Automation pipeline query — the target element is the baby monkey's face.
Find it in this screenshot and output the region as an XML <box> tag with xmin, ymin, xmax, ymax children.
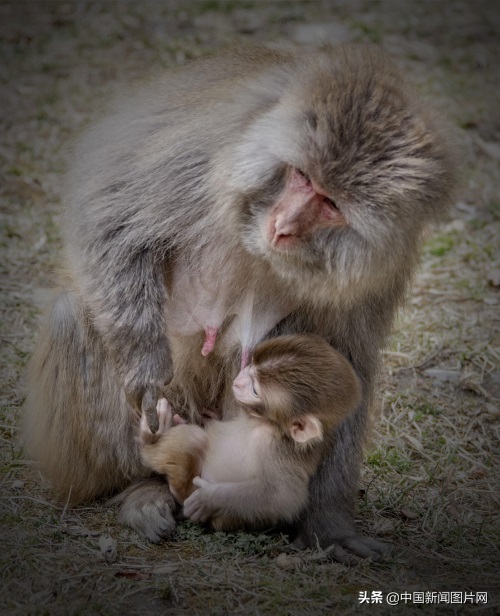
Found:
<box><xmin>232</xmin><ymin>365</ymin><xmax>262</xmax><ymax>410</ymax></box>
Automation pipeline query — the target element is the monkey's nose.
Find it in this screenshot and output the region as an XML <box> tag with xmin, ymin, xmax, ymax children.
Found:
<box><xmin>232</xmin><ymin>376</ymin><xmax>245</xmax><ymax>392</ymax></box>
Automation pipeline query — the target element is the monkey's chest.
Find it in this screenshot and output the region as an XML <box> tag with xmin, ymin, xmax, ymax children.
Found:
<box><xmin>166</xmin><ymin>262</ymin><xmax>294</xmax><ymax>359</ymax></box>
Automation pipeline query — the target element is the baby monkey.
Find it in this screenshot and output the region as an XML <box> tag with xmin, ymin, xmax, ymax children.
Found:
<box><xmin>140</xmin><ymin>334</ymin><xmax>361</xmax><ymax>531</ymax></box>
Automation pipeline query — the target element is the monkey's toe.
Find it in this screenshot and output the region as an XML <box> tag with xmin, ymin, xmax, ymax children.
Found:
<box><xmin>112</xmin><ymin>477</ymin><xmax>177</xmax><ymax>542</ymax></box>
<box><xmin>339</xmin><ymin>535</ymin><xmax>388</xmax><ymax>562</ymax></box>
<box><xmin>294</xmin><ymin>523</ymin><xmax>389</xmax><ymax>564</ymax></box>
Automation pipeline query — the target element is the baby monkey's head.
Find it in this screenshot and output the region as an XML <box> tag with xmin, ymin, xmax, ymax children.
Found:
<box><xmin>232</xmin><ymin>334</ymin><xmax>361</xmax><ymax>445</ymax></box>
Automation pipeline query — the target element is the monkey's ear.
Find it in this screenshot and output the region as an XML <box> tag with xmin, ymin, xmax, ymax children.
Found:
<box><xmin>290</xmin><ymin>415</ymin><xmax>323</xmax><ymax>444</ymax></box>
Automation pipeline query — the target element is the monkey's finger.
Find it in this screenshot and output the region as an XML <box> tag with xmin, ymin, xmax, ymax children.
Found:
<box><xmin>192</xmin><ymin>477</ymin><xmax>210</xmax><ymax>489</ymax></box>
<box><xmin>142</xmin><ymin>388</ymin><xmax>159</xmax><ymax>433</ymax></box>
<box><xmin>190</xmin><ymin>506</ymin><xmax>210</xmax><ymax>524</ymax></box>
<box><xmin>156</xmin><ymin>398</ymin><xmax>174</xmax><ymax>432</ymax></box>
<box><xmin>326</xmin><ymin>544</ymin><xmax>358</xmax><ymax>566</ymax></box>
<box><xmin>292</xmin><ymin>534</ymin><xmax>356</xmax><ymax>565</ymax></box>
<box><xmin>342</xmin><ymin>536</ymin><xmax>388</xmax><ymax>561</ymax></box>
<box><xmin>183</xmin><ymin>496</ymin><xmax>202</xmax><ymax>520</ymax></box>
<box><xmin>173</xmin><ymin>413</ymin><xmax>188</xmax><ymax>425</ymax></box>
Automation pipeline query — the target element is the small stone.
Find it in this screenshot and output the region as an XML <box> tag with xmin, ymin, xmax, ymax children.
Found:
<box><xmin>400</xmin><ymin>507</ymin><xmax>419</xmax><ymax>520</ymax></box>
<box><xmin>275</xmin><ymin>553</ymin><xmax>303</xmax><ymax>570</ymax></box>
<box><xmin>99</xmin><ymin>535</ymin><xmax>118</xmax><ymax>563</ymax></box>
<box><xmin>424</xmin><ymin>369</ymin><xmax>460</xmax><ymax>383</ymax></box>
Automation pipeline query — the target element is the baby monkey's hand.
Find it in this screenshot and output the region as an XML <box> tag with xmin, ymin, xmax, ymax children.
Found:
<box><xmin>183</xmin><ymin>477</ymin><xmax>218</xmax><ymax>523</ymax></box>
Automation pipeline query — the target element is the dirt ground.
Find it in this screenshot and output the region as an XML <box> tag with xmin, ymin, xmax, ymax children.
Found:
<box><xmin>1</xmin><ymin>1</ymin><xmax>499</xmax><ymax>615</ymax></box>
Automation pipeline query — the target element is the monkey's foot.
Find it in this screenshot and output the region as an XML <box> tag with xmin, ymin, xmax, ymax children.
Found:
<box><xmin>112</xmin><ymin>477</ymin><xmax>177</xmax><ymax>543</ymax></box>
<box><xmin>296</xmin><ymin>518</ymin><xmax>388</xmax><ymax>565</ymax></box>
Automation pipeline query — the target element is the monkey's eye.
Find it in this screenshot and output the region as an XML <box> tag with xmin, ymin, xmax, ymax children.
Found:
<box><xmin>251</xmin><ymin>381</ymin><xmax>258</xmax><ymax>396</ymax></box>
<box><xmin>324</xmin><ymin>196</ymin><xmax>339</xmax><ymax>211</ymax></box>
<box><xmin>297</xmin><ymin>168</ymin><xmax>311</xmax><ymax>183</ymax></box>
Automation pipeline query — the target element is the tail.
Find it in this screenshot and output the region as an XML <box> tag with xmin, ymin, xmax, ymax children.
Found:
<box><xmin>23</xmin><ymin>284</ymin><xmax>141</xmax><ymax>504</ymax></box>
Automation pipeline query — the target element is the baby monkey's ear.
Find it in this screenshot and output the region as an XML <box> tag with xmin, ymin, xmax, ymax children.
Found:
<box><xmin>290</xmin><ymin>415</ymin><xmax>323</xmax><ymax>444</ymax></box>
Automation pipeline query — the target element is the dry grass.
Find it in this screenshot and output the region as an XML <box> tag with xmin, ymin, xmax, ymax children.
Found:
<box><xmin>1</xmin><ymin>2</ymin><xmax>499</xmax><ymax>614</ymax></box>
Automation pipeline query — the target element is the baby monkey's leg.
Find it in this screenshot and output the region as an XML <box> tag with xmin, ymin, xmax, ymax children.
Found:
<box><xmin>140</xmin><ymin>402</ymin><xmax>208</xmax><ymax>505</ymax></box>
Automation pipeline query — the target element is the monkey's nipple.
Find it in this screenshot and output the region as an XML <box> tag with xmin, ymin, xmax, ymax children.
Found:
<box><xmin>201</xmin><ymin>326</ymin><xmax>218</xmax><ymax>356</ymax></box>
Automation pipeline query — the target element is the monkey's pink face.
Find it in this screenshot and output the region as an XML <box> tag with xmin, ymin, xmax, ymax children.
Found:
<box><xmin>232</xmin><ymin>365</ymin><xmax>261</xmax><ymax>408</ymax></box>
<box><xmin>267</xmin><ymin>168</ymin><xmax>346</xmax><ymax>250</ymax></box>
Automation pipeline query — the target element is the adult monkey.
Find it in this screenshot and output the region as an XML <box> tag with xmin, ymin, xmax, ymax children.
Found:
<box><xmin>24</xmin><ymin>44</ymin><xmax>455</xmax><ymax>563</ymax></box>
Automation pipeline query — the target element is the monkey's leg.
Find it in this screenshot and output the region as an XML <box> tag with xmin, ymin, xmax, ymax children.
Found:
<box><xmin>110</xmin><ymin>477</ymin><xmax>178</xmax><ymax>543</ymax></box>
<box><xmin>140</xmin><ymin>424</ymin><xmax>208</xmax><ymax>503</ymax></box>
<box><xmin>297</xmin><ymin>403</ymin><xmax>387</xmax><ymax>564</ymax></box>
<box><xmin>24</xmin><ymin>287</ymin><xmax>179</xmax><ymax>541</ymax></box>
<box><xmin>24</xmin><ymin>288</ymin><xmax>144</xmax><ymax>503</ymax></box>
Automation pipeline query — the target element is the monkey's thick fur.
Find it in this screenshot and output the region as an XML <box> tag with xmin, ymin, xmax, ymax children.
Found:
<box><xmin>24</xmin><ymin>44</ymin><xmax>455</xmax><ymax>559</ymax></box>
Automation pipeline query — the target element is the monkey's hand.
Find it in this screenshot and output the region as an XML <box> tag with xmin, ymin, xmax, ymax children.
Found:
<box><xmin>126</xmin><ymin>372</ymin><xmax>173</xmax><ymax>434</ymax></box>
<box><xmin>139</xmin><ymin>399</ymin><xmax>175</xmax><ymax>445</ymax></box>
<box><xmin>183</xmin><ymin>477</ymin><xmax>219</xmax><ymax>523</ymax></box>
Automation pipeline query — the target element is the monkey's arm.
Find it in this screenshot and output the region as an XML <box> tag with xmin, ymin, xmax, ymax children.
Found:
<box><xmin>184</xmin><ymin>475</ymin><xmax>307</xmax><ymax>529</ymax></box>
<box><xmin>297</xmin><ymin>304</ymin><xmax>390</xmax><ymax>563</ymax></box>
<box><xmin>67</xmin><ymin>111</ymin><xmax>212</xmax><ymax>430</ymax></box>
<box><xmin>76</xmin><ymin>235</ymin><xmax>172</xmax><ymax>430</ymax></box>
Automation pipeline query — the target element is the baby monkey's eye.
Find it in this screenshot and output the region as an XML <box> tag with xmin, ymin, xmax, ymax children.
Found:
<box><xmin>251</xmin><ymin>383</ymin><xmax>257</xmax><ymax>396</ymax></box>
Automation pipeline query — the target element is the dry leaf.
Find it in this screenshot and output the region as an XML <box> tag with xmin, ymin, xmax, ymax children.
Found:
<box><xmin>405</xmin><ymin>434</ymin><xmax>423</xmax><ymax>452</ymax></box>
<box><xmin>469</xmin><ymin>469</ymin><xmax>488</xmax><ymax>480</ymax></box>
<box><xmin>153</xmin><ymin>564</ymin><xmax>178</xmax><ymax>575</ymax></box>
<box><xmin>459</xmin><ymin>372</ymin><xmax>488</xmax><ymax>397</ymax></box>
<box><xmin>400</xmin><ymin>507</ymin><xmax>419</xmax><ymax>520</ymax></box>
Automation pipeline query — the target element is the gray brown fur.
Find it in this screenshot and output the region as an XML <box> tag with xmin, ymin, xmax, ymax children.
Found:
<box><xmin>24</xmin><ymin>44</ymin><xmax>455</xmax><ymax>557</ymax></box>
